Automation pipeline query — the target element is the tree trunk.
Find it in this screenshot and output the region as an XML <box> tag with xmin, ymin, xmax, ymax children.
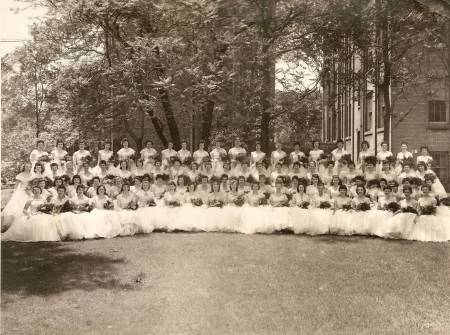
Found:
<box><xmin>380</xmin><ymin>0</ymin><xmax>392</xmax><ymax>149</ymax></box>
<box><xmin>200</xmin><ymin>99</ymin><xmax>215</xmax><ymax>147</ymax></box>
<box><xmin>146</xmin><ymin>109</ymin><xmax>169</xmax><ymax>147</ymax></box>
<box><xmin>34</xmin><ymin>68</ymin><xmax>40</xmax><ymax>138</ymax></box>
<box><xmin>158</xmin><ymin>87</ymin><xmax>181</xmax><ymax>149</ymax></box>
<box><xmin>259</xmin><ymin>0</ymin><xmax>276</xmax><ymax>153</ymax></box>
<box><xmin>153</xmin><ymin>46</ymin><xmax>181</xmax><ymax>149</ymax></box>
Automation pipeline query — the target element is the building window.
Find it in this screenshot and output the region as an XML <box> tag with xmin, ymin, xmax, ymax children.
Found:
<box><xmin>327</xmin><ymin>115</ymin><xmax>332</xmax><ymax>141</ymax></box>
<box><xmin>430</xmin><ymin>151</ymin><xmax>449</xmax><ymax>189</ymax></box>
<box><xmin>364</xmin><ymin>92</ymin><xmax>373</xmax><ymax>132</ymax></box>
<box><xmin>428</xmin><ymin>100</ymin><xmax>447</xmax><ymax>122</ymax></box>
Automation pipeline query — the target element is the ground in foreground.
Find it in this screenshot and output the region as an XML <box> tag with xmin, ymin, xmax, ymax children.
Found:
<box><xmin>2</xmin><ymin>233</ymin><xmax>450</xmax><ymax>335</ymax></box>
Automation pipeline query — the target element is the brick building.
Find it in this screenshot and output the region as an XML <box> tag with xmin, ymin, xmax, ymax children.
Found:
<box><xmin>321</xmin><ymin>9</ymin><xmax>450</xmax><ymax>190</ymax></box>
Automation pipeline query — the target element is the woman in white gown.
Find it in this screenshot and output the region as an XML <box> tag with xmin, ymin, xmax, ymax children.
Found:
<box><xmin>384</xmin><ymin>186</ymin><xmax>417</xmax><ymax>239</ymax></box>
<box><xmin>117</xmin><ymin>138</ymin><xmax>136</xmax><ymax>161</ymax></box>
<box><xmin>57</xmin><ymin>185</ymin><xmax>92</xmax><ymax>240</ymax></box>
<box><xmin>177</xmin><ymin>140</ymin><xmax>192</xmax><ymax>164</ymax></box>
<box><xmin>1</xmin><ymin>162</ymin><xmax>35</xmax><ymax>229</ymax></box>
<box><xmin>228</xmin><ymin>138</ymin><xmax>247</xmax><ymax>168</ymax></box>
<box><xmin>270</xmin><ymin>142</ymin><xmax>287</xmax><ymax>166</ymax></box>
<box><xmin>308</xmin><ymin>140</ymin><xmax>324</xmax><ymax>163</ymax></box>
<box><xmin>357</xmin><ymin>141</ymin><xmax>373</xmax><ymax>169</ymax></box>
<box><xmin>192</xmin><ymin>140</ymin><xmax>210</xmax><ymax>166</ymax></box>
<box><xmin>408</xmin><ymin>184</ymin><xmax>448</xmax><ymax>242</ymax></box>
<box><xmin>116</xmin><ymin>160</ymin><xmax>132</xmax><ymax>180</ymax></box>
<box><xmin>150</xmin><ymin>174</ymin><xmax>167</xmax><ymax>200</ymax></box>
<box><xmin>116</xmin><ymin>182</ymin><xmax>140</xmax><ymax>235</ymax></box>
<box><xmin>131</xmin><ymin>159</ymin><xmax>148</xmax><ymax>178</ymax></box>
<box><xmin>97</xmin><ymin>141</ymin><xmax>114</xmax><ymax>165</ymax></box>
<box><xmin>30</xmin><ymin>140</ymin><xmax>49</xmax><ymax>172</ymax></box>
<box><xmin>210</xmin><ymin>140</ymin><xmax>227</xmax><ymax>171</ymax></box>
<box><xmin>3</xmin><ymin>185</ymin><xmax>60</xmax><ymax>242</ymax></box>
<box><xmin>240</xmin><ymin>182</ymin><xmax>271</xmax><ymax>234</ymax></box>
<box><xmin>50</xmin><ymin>140</ymin><xmax>68</xmax><ymax>170</ymax></box>
<box><xmin>140</xmin><ymin>140</ymin><xmax>158</xmax><ymax>165</ymax></box>
<box><xmin>250</xmin><ymin>141</ymin><xmax>266</xmax><ymax>167</ymax></box>
<box><xmin>329</xmin><ymin>185</ymin><xmax>354</xmax><ymax>235</ymax></box>
<box><xmin>187</xmin><ymin>161</ymin><xmax>200</xmax><ymax>184</ymax></box>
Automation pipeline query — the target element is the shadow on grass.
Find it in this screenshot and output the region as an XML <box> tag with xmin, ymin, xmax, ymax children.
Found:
<box><xmin>1</xmin><ymin>241</ymin><xmax>133</xmax><ymax>298</ymax></box>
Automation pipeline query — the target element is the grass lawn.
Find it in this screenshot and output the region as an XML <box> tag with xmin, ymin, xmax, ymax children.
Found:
<box><xmin>1</xmin><ymin>233</ymin><xmax>450</xmax><ymax>335</ymax></box>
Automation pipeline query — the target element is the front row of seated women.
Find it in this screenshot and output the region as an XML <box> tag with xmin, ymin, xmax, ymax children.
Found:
<box><xmin>2</xmin><ymin>170</ymin><xmax>449</xmax><ymax>243</ymax></box>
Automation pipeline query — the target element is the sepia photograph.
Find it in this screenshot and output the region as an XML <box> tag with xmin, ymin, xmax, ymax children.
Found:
<box><xmin>1</xmin><ymin>0</ymin><xmax>450</xmax><ymax>334</ymax></box>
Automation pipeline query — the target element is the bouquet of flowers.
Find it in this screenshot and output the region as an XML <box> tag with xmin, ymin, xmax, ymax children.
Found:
<box><xmin>167</xmin><ymin>201</ymin><xmax>181</xmax><ymax>207</ymax></box>
<box><xmin>56</xmin><ymin>200</ymin><xmax>72</xmax><ymax>213</ymax></box>
<box><xmin>126</xmin><ymin>201</ymin><xmax>138</xmax><ymax>210</ymax></box>
<box><xmin>82</xmin><ymin>155</ymin><xmax>93</xmax><ymax>164</ymax></box>
<box><xmin>208</xmin><ymin>199</ymin><xmax>224</xmax><ymax>208</ymax></box>
<box><xmin>356</xmin><ymin>202</ymin><xmax>371</xmax><ymax>212</ymax></box>
<box><xmin>420</xmin><ymin>205</ymin><xmax>436</xmax><ymax>216</ymax></box>
<box><xmin>75</xmin><ymin>203</ymin><xmax>94</xmax><ymax>213</ymax></box>
<box><xmin>277</xmin><ymin>200</ymin><xmax>290</xmax><ymax>207</ymax></box>
<box><xmin>103</xmin><ymin>200</ymin><xmax>115</xmax><ymax>210</ymax></box>
<box><xmin>191</xmin><ymin>198</ymin><xmax>203</xmax><ymax>207</ymax></box>
<box><xmin>259</xmin><ymin>197</ymin><xmax>268</xmax><ymax>206</ymax></box>
<box><xmin>147</xmin><ymin>199</ymin><xmax>157</xmax><ymax>207</ymax></box>
<box><xmin>319</xmin><ymin>201</ymin><xmax>332</xmax><ymax>209</ymax></box>
<box><xmin>38</xmin><ymin>154</ymin><xmax>51</xmax><ymax>163</ymax></box>
<box><xmin>386</xmin><ymin>202</ymin><xmax>401</xmax><ymax>213</ymax></box>
<box><xmin>402</xmin><ymin>206</ymin><xmax>418</xmax><ymax>214</ymax></box>
<box><xmin>342</xmin><ymin>204</ymin><xmax>352</xmax><ymax>211</ymax></box>
<box><xmin>300</xmin><ymin>201</ymin><xmax>310</xmax><ymax>209</ymax></box>
<box><xmin>38</xmin><ymin>203</ymin><xmax>54</xmax><ymax>214</ymax></box>
<box><xmin>233</xmin><ymin>196</ymin><xmax>245</xmax><ymax>207</ymax></box>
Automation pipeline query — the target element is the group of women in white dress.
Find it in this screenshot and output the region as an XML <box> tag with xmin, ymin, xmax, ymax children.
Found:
<box><xmin>1</xmin><ymin>137</ymin><xmax>449</xmax><ymax>243</ymax></box>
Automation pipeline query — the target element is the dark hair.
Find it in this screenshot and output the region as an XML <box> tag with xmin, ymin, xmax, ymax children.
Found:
<box><xmin>356</xmin><ymin>185</ymin><xmax>366</xmax><ymax>194</ymax></box>
<box><xmin>420</xmin><ymin>184</ymin><xmax>430</xmax><ymax>191</ymax></box>
<box><xmin>145</xmin><ymin>140</ymin><xmax>153</xmax><ymax>145</ymax></box>
<box><xmin>56</xmin><ymin>185</ymin><xmax>66</xmax><ymax>192</ymax></box>
<box><xmin>336</xmin><ymin>139</ymin><xmax>343</xmax><ymax>144</ymax></box>
<box><xmin>121</xmin><ymin>181</ymin><xmax>131</xmax><ymax>192</ymax></box>
<box><xmin>168</xmin><ymin>181</ymin><xmax>177</xmax><ymax>189</ymax></box>
<box><xmin>401</xmin><ymin>141</ymin><xmax>408</xmax><ymax>146</ymax></box>
<box><xmin>383</xmin><ymin>186</ymin><xmax>392</xmax><ymax>192</ymax></box>
<box><xmin>76</xmin><ymin>184</ymin><xmax>85</xmax><ymax>192</ymax></box>
<box><xmin>37</xmin><ymin>140</ymin><xmax>44</xmax><ymax>145</ymax></box>
<box><xmin>294</xmin><ymin>141</ymin><xmax>301</xmax><ymax>147</ymax></box>
<box><xmin>50</xmin><ymin>162</ymin><xmax>58</xmax><ymax>168</ymax></box>
<box><xmin>32</xmin><ymin>185</ymin><xmax>42</xmax><ymax>193</ymax></box>
<box><xmin>56</xmin><ymin>140</ymin><xmax>64</xmax><ymax>147</ymax></box>
<box><xmin>99</xmin><ymin>160</ymin><xmax>107</xmax><ymax>166</ymax></box>
<box><xmin>72</xmin><ymin>175</ymin><xmax>81</xmax><ymax>184</ymax></box>
<box><xmin>121</xmin><ymin>138</ymin><xmax>129</xmax><ymax>145</ymax></box>
<box><xmin>210</xmin><ymin>179</ymin><xmax>221</xmax><ymax>192</ymax></box>
<box><xmin>96</xmin><ymin>184</ymin><xmax>106</xmax><ymax>194</ymax></box>
<box><xmin>199</xmin><ymin>140</ymin><xmax>205</xmax><ymax>144</ymax></box>
<box><xmin>361</xmin><ymin>140</ymin><xmax>370</xmax><ymax>148</ymax></box>
<box><xmin>338</xmin><ymin>185</ymin><xmax>347</xmax><ymax>192</ymax></box>
<box><xmin>33</xmin><ymin>162</ymin><xmax>44</xmax><ymax>173</ymax></box>
<box><xmin>293</xmin><ymin>161</ymin><xmax>301</xmax><ymax>167</ymax></box>
<box><xmin>403</xmin><ymin>185</ymin><xmax>412</xmax><ymax>193</ymax></box>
